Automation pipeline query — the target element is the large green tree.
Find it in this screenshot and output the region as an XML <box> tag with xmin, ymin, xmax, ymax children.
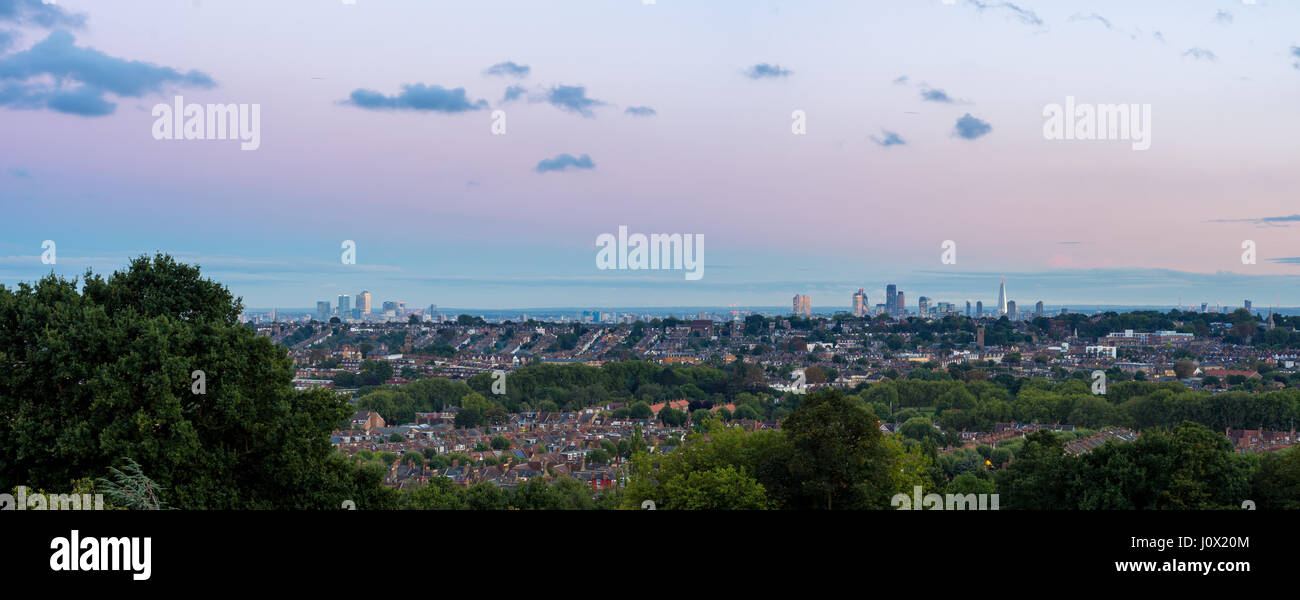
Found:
<box><xmin>781</xmin><ymin>388</ymin><xmax>893</xmax><ymax>509</ymax></box>
<box><xmin>0</xmin><ymin>254</ymin><xmax>383</xmax><ymax>509</ymax></box>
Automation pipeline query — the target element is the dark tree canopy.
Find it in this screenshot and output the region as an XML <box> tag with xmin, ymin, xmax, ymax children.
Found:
<box><xmin>0</xmin><ymin>254</ymin><xmax>379</xmax><ymax>509</ymax></box>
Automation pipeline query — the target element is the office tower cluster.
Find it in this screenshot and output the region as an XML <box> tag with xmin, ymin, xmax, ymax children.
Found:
<box><xmin>793</xmin><ymin>294</ymin><xmax>812</xmax><ymax>317</ymax></box>
<box><xmin>843</xmin><ymin>276</ymin><xmax>1045</xmax><ymax>322</ymax></box>
<box><xmin>852</xmin><ymin>289</ymin><xmax>868</xmax><ymax>317</ymax></box>
<box><xmin>316</xmin><ymin>291</ymin><xmax>432</xmax><ymax>323</ymax></box>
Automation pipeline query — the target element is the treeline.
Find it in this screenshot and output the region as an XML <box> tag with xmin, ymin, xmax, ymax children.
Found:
<box><xmin>851</xmin><ymin>377</ymin><xmax>1300</xmax><ymax>434</ymax></box>
<box><xmin>353</xmin><ymin>357</ymin><xmax>1300</xmax><ymax>434</ymax></box>
<box><xmin>353</xmin><ymin>360</ymin><xmax>789</xmax><ymax>427</ymax></box>
<box><xmin>620</xmin><ymin>388</ymin><xmax>1300</xmax><ymax>510</ymax></box>
<box><xmin>997</xmin><ymin>424</ymin><xmax>1299</xmax><ymax>509</ymax></box>
<box><xmin>359</xmin><ymin>473</ymin><xmax>624</xmax><ymax>510</ymax></box>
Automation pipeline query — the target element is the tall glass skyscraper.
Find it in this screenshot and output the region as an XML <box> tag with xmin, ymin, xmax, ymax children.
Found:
<box><xmin>997</xmin><ymin>277</ymin><xmax>1008</xmax><ymax>316</ymax></box>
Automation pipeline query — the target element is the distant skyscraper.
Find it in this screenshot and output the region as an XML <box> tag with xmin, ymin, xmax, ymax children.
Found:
<box><xmin>966</xmin><ymin>300</ymin><xmax>971</xmax><ymax>317</ymax></box>
<box><xmin>852</xmin><ymin>289</ymin><xmax>868</xmax><ymax>317</ymax></box>
<box><xmin>358</xmin><ymin>290</ymin><xmax>372</xmax><ymax>314</ymax></box>
<box><xmin>918</xmin><ymin>296</ymin><xmax>930</xmax><ymax>317</ymax></box>
<box><xmin>1245</xmin><ymin>299</ymin><xmax>1252</xmax><ymax>312</ymax></box>
<box><xmin>337</xmin><ymin>294</ymin><xmax>350</xmax><ymax>317</ymax></box>
<box><xmin>1007</xmin><ymin>300</ymin><xmax>1017</xmax><ymax>320</ymax></box>
<box><xmin>1035</xmin><ymin>300</ymin><xmax>1044</xmax><ymax>317</ymax></box>
<box><xmin>895</xmin><ymin>291</ymin><xmax>905</xmax><ymax>315</ymax></box>
<box><xmin>793</xmin><ymin>294</ymin><xmax>812</xmax><ymax>317</ymax></box>
<box><xmin>382</xmin><ymin>300</ymin><xmax>398</xmax><ymax>314</ymax></box>
<box><xmin>886</xmin><ymin>284</ymin><xmax>898</xmax><ymax>314</ymax></box>
<box><xmin>1201</xmin><ymin>302</ymin><xmax>1208</xmax><ymax>313</ymax></box>
<box><xmin>316</xmin><ymin>301</ymin><xmax>330</xmax><ymax>321</ymax></box>
<box><xmin>997</xmin><ymin>276</ymin><xmax>1008</xmax><ymax>316</ymax></box>
<box><xmin>976</xmin><ymin>301</ymin><xmax>983</xmax><ymax>318</ymax></box>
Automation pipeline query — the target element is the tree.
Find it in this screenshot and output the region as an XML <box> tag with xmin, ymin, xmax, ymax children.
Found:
<box><xmin>900</xmin><ymin>417</ymin><xmax>940</xmax><ymax>443</ymax></box>
<box><xmin>659</xmin><ymin>407</ymin><xmax>688</xmax><ymax>427</ymax></box>
<box><xmin>456</xmin><ymin>392</ymin><xmax>493</xmax><ymax>428</ymax></box>
<box><xmin>0</xmin><ymin>254</ymin><xmax>383</xmax><ymax>509</ymax></box>
<box><xmin>400</xmin><ymin>478</ymin><xmax>466</xmax><ymax>509</ymax></box>
<box><xmin>658</xmin><ymin>465</ymin><xmax>771</xmax><ymax>509</ymax></box>
<box><xmin>781</xmin><ymin>388</ymin><xmax>893</xmax><ymax>509</ymax></box>
<box><xmin>1173</xmin><ymin>361</ymin><xmax>1196</xmax><ymax>379</ymax></box>
<box><xmin>995</xmin><ymin>430</ymin><xmax>1069</xmax><ymax>509</ymax></box>
<box><xmin>1253</xmin><ymin>447</ymin><xmax>1300</xmax><ymax>510</ymax></box>
<box><xmin>628</xmin><ymin>402</ymin><xmax>653</xmax><ymax>419</ymax></box>
<box><xmin>96</xmin><ymin>458</ymin><xmax>167</xmax><ymax>510</ymax></box>
<box><xmin>490</xmin><ymin>436</ymin><xmax>512</xmax><ymax>450</ymax></box>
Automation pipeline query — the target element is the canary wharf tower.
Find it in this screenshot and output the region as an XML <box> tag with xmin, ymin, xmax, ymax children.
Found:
<box><xmin>997</xmin><ymin>276</ymin><xmax>1008</xmax><ymax>316</ymax></box>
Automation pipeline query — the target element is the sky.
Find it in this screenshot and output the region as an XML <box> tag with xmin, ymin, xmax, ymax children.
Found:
<box><xmin>1</xmin><ymin>0</ymin><xmax>1299</xmax><ymax>310</ymax></box>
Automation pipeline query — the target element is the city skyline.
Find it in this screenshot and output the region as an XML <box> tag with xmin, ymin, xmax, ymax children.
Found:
<box><xmin>276</xmin><ymin>274</ymin><xmax>1283</xmax><ymax>321</ymax></box>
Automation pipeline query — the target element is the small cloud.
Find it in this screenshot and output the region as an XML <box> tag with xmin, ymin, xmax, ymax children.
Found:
<box><xmin>869</xmin><ymin>129</ymin><xmax>906</xmax><ymax>147</ymax></box>
<box><xmin>1210</xmin><ymin>214</ymin><xmax>1300</xmax><ymax>226</ymax></box>
<box><xmin>466</xmin><ymin>180</ymin><xmax>479</xmax><ymax>188</ymax></box>
<box><xmin>1213</xmin><ymin>10</ymin><xmax>1233</xmax><ymax>25</ymax></box>
<box><xmin>1153</xmin><ymin>31</ymin><xmax>1165</xmax><ymax>43</ymax></box>
<box><xmin>535</xmin><ymin>153</ymin><xmax>594</xmax><ymax>173</ymax></box>
<box><xmin>344</xmin><ymin>83</ymin><xmax>489</xmax><ymax>113</ymax></box>
<box><xmin>1269</xmin><ymin>257</ymin><xmax>1300</xmax><ymax>265</ymax></box>
<box><xmin>624</xmin><ymin>106</ymin><xmax>656</xmax><ymax>117</ymax></box>
<box><xmin>893</xmin><ymin>75</ymin><xmax>909</xmax><ymax>85</ymax></box>
<box><xmin>920</xmin><ymin>87</ymin><xmax>955</xmax><ymax>103</ymax></box>
<box><xmin>1058</xmin><ymin>241</ymin><xmax>1082</xmax><ymax>245</ymax></box>
<box><xmin>744</xmin><ymin>63</ymin><xmax>792</xmax><ymax>79</ymax></box>
<box><xmin>967</xmin><ymin>1</ymin><xmax>1044</xmax><ymax>27</ymax></box>
<box><xmin>954</xmin><ymin>113</ymin><xmax>991</xmax><ymax>139</ymax></box>
<box><xmin>9</xmin><ymin>167</ymin><xmax>31</xmax><ymax>178</ymax></box>
<box><xmin>1291</xmin><ymin>46</ymin><xmax>1300</xmax><ymax>70</ymax></box>
<box><xmin>1183</xmin><ymin>47</ymin><xmax>1217</xmax><ymax>61</ymax></box>
<box><xmin>502</xmin><ymin>85</ymin><xmax>526</xmax><ymax>102</ymax></box>
<box><xmin>1068</xmin><ymin>13</ymin><xmax>1112</xmax><ymax>29</ymax></box>
<box><xmin>545</xmin><ymin>85</ymin><xmax>605</xmax><ymax>117</ymax></box>
<box><xmin>484</xmin><ymin>61</ymin><xmax>530</xmax><ymax>78</ymax></box>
